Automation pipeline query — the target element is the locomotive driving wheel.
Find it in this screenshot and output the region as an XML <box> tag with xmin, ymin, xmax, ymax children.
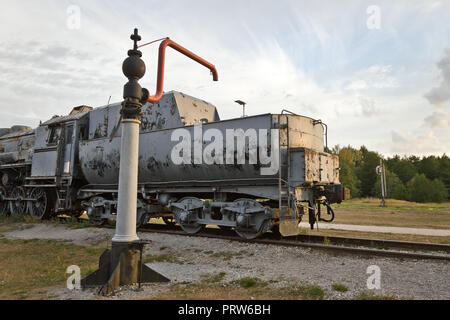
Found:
<box><xmin>174</xmin><ymin>197</ymin><xmax>204</xmax><ymax>234</ymax></box>
<box><xmin>9</xmin><ymin>186</ymin><xmax>27</xmax><ymax>217</ymax></box>
<box><xmin>27</xmin><ymin>188</ymin><xmax>52</xmax><ymax>220</ymax></box>
<box><xmin>0</xmin><ymin>186</ymin><xmax>8</xmax><ymax>217</ymax></box>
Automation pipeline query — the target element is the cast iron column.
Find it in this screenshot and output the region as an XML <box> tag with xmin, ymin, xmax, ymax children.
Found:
<box><xmin>112</xmin><ymin>29</ymin><xmax>145</xmax><ymax>243</ymax></box>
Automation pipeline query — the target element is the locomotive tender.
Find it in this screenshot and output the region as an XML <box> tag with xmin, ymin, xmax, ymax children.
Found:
<box><xmin>0</xmin><ymin>91</ymin><xmax>344</xmax><ymax>239</ymax></box>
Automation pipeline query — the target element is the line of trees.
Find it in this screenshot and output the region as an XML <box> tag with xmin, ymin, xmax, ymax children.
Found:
<box><xmin>330</xmin><ymin>146</ymin><xmax>449</xmax><ymax>203</ymax></box>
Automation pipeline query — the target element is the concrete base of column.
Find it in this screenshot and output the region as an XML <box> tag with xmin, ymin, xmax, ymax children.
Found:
<box><xmin>81</xmin><ymin>241</ymin><xmax>170</xmax><ymax>295</ymax></box>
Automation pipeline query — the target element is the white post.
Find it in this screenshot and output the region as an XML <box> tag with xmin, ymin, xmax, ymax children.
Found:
<box><xmin>112</xmin><ymin>118</ymin><xmax>140</xmax><ymax>243</ymax></box>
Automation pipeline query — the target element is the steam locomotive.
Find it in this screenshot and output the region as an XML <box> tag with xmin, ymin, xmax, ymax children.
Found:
<box><xmin>0</xmin><ymin>91</ymin><xmax>344</xmax><ymax>239</ymax></box>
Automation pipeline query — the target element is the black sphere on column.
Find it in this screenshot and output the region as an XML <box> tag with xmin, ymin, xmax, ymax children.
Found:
<box><xmin>122</xmin><ymin>28</ymin><xmax>147</xmax><ymax>119</ymax></box>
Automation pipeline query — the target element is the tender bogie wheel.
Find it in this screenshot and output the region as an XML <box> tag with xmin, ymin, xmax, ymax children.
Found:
<box><xmin>0</xmin><ymin>186</ymin><xmax>9</xmax><ymax>217</ymax></box>
<box><xmin>233</xmin><ymin>198</ymin><xmax>266</xmax><ymax>240</ymax></box>
<box><xmin>90</xmin><ymin>217</ymin><xmax>108</xmax><ymax>227</ymax></box>
<box><xmin>86</xmin><ymin>196</ymin><xmax>108</xmax><ymax>226</ymax></box>
<box><xmin>9</xmin><ymin>186</ymin><xmax>27</xmax><ymax>217</ymax></box>
<box><xmin>27</xmin><ymin>188</ymin><xmax>53</xmax><ymax>220</ymax></box>
<box><xmin>175</xmin><ymin>197</ymin><xmax>204</xmax><ymax>234</ymax></box>
<box><xmin>136</xmin><ymin>213</ymin><xmax>149</xmax><ymax>228</ymax></box>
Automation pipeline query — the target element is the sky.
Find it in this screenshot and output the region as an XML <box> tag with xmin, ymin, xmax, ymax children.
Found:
<box><xmin>0</xmin><ymin>0</ymin><xmax>449</xmax><ymax>157</ymax></box>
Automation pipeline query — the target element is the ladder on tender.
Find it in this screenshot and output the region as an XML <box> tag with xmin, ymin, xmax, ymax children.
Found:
<box><xmin>278</xmin><ymin>115</ymin><xmax>292</xmax><ymax>219</ymax></box>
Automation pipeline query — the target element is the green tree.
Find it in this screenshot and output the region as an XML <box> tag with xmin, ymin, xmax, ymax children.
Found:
<box><xmin>339</xmin><ymin>146</ymin><xmax>362</xmax><ymax>167</ymax></box>
<box><xmin>418</xmin><ymin>156</ymin><xmax>441</xmax><ymax>180</ymax></box>
<box><xmin>386</xmin><ymin>156</ymin><xmax>418</xmax><ymax>185</ymax></box>
<box><xmin>407</xmin><ymin>174</ymin><xmax>447</xmax><ymax>203</ymax></box>
<box><xmin>430</xmin><ymin>179</ymin><xmax>448</xmax><ymax>203</ymax></box>
<box><xmin>339</xmin><ymin>159</ymin><xmax>361</xmax><ymax>198</ymax></box>
<box><xmin>407</xmin><ymin>174</ymin><xmax>433</xmax><ymax>202</ymax></box>
<box><xmin>438</xmin><ymin>154</ymin><xmax>450</xmax><ymax>200</ymax></box>
<box><xmin>356</xmin><ymin>148</ymin><xmax>380</xmax><ymax>197</ymax></box>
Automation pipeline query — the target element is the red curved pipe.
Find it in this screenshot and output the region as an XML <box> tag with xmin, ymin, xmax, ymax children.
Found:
<box><xmin>145</xmin><ymin>38</ymin><xmax>218</xmax><ymax>103</ymax></box>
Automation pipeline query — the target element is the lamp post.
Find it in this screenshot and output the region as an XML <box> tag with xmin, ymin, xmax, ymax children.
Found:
<box><xmin>376</xmin><ymin>159</ymin><xmax>387</xmax><ymax>207</ymax></box>
<box><xmin>235</xmin><ymin>100</ymin><xmax>247</xmax><ymax>117</ymax></box>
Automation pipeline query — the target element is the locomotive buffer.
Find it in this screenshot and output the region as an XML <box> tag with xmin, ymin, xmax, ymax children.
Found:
<box><xmin>81</xmin><ymin>29</ymin><xmax>170</xmax><ymax>294</ymax></box>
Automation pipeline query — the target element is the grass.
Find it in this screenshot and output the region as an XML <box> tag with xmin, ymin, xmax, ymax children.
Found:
<box><xmin>232</xmin><ymin>277</ymin><xmax>269</xmax><ymax>288</ymax></box>
<box><xmin>303</xmin><ymin>198</ymin><xmax>450</xmax><ymax>244</ymax></box>
<box><xmin>289</xmin><ymin>284</ymin><xmax>326</xmax><ymax>300</ymax></box>
<box><xmin>328</xmin><ymin>198</ymin><xmax>450</xmax><ymax>230</ymax></box>
<box><xmin>0</xmin><ymin>214</ymin><xmax>38</xmax><ymax>225</ymax></box>
<box><xmin>332</xmin><ymin>283</ymin><xmax>349</xmax><ymax>293</ymax></box>
<box><xmin>200</xmin><ymin>272</ymin><xmax>227</xmax><ymax>283</ymax></box>
<box><xmin>355</xmin><ymin>291</ymin><xmax>397</xmax><ymax>300</ymax></box>
<box><xmin>0</xmin><ymin>213</ymin><xmax>92</xmax><ymax>231</ymax></box>
<box><xmin>0</xmin><ymin>237</ymin><xmax>107</xmax><ymax>299</ymax></box>
<box><xmin>143</xmin><ymin>252</ymin><xmax>183</xmax><ymax>264</ymax></box>
<box><xmin>152</xmin><ymin>279</ymin><xmax>327</xmax><ymax>300</ymax></box>
<box><xmin>56</xmin><ymin>217</ymin><xmax>92</xmax><ymax>229</ymax></box>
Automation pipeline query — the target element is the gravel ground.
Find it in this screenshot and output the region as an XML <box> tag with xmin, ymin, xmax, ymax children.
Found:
<box><xmin>3</xmin><ymin>224</ymin><xmax>449</xmax><ymax>300</ymax></box>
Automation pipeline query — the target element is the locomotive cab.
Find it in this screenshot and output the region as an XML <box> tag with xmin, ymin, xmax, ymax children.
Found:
<box><xmin>25</xmin><ymin>106</ymin><xmax>92</xmax><ymax>217</ymax></box>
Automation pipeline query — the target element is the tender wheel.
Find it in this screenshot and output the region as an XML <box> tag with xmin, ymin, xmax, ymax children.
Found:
<box><xmin>9</xmin><ymin>186</ymin><xmax>27</xmax><ymax>217</ymax></box>
<box><xmin>27</xmin><ymin>188</ymin><xmax>53</xmax><ymax>220</ymax></box>
<box><xmin>174</xmin><ymin>197</ymin><xmax>204</xmax><ymax>234</ymax></box>
<box><xmin>235</xmin><ymin>220</ymin><xmax>269</xmax><ymax>240</ymax></box>
<box><xmin>86</xmin><ymin>196</ymin><xmax>108</xmax><ymax>226</ymax></box>
<box><xmin>0</xmin><ymin>186</ymin><xmax>9</xmax><ymax>217</ymax></box>
<box><xmin>136</xmin><ymin>199</ymin><xmax>149</xmax><ymax>228</ymax></box>
<box><xmin>91</xmin><ymin>218</ymin><xmax>107</xmax><ymax>226</ymax></box>
<box><xmin>233</xmin><ymin>199</ymin><xmax>267</xmax><ymax>240</ymax></box>
<box><xmin>136</xmin><ymin>213</ymin><xmax>149</xmax><ymax>228</ymax></box>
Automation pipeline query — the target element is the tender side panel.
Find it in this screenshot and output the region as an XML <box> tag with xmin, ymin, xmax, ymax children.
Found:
<box><xmin>79</xmin><ymin>114</ymin><xmax>277</xmax><ymax>185</ymax></box>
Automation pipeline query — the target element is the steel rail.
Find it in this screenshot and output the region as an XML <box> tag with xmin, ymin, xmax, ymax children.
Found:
<box><xmin>132</xmin><ymin>224</ymin><xmax>450</xmax><ymax>261</ymax></box>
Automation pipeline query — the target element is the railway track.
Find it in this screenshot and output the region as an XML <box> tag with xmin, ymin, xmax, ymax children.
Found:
<box><xmin>56</xmin><ymin>215</ymin><xmax>449</xmax><ymax>261</ymax></box>
<box><xmin>109</xmin><ymin>222</ymin><xmax>450</xmax><ymax>262</ymax></box>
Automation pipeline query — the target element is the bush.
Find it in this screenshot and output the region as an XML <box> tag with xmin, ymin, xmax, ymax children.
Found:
<box><xmin>430</xmin><ymin>179</ymin><xmax>448</xmax><ymax>203</ymax></box>
<box><xmin>407</xmin><ymin>174</ymin><xmax>448</xmax><ymax>203</ymax></box>
<box><xmin>339</xmin><ymin>160</ymin><xmax>361</xmax><ymax>198</ymax></box>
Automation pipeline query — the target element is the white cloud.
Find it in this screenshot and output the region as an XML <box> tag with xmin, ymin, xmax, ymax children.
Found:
<box><xmin>0</xmin><ymin>0</ymin><xmax>449</xmax><ymax>158</ymax></box>
<box><xmin>425</xmin><ymin>47</ymin><xmax>450</xmax><ymax>107</ymax></box>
